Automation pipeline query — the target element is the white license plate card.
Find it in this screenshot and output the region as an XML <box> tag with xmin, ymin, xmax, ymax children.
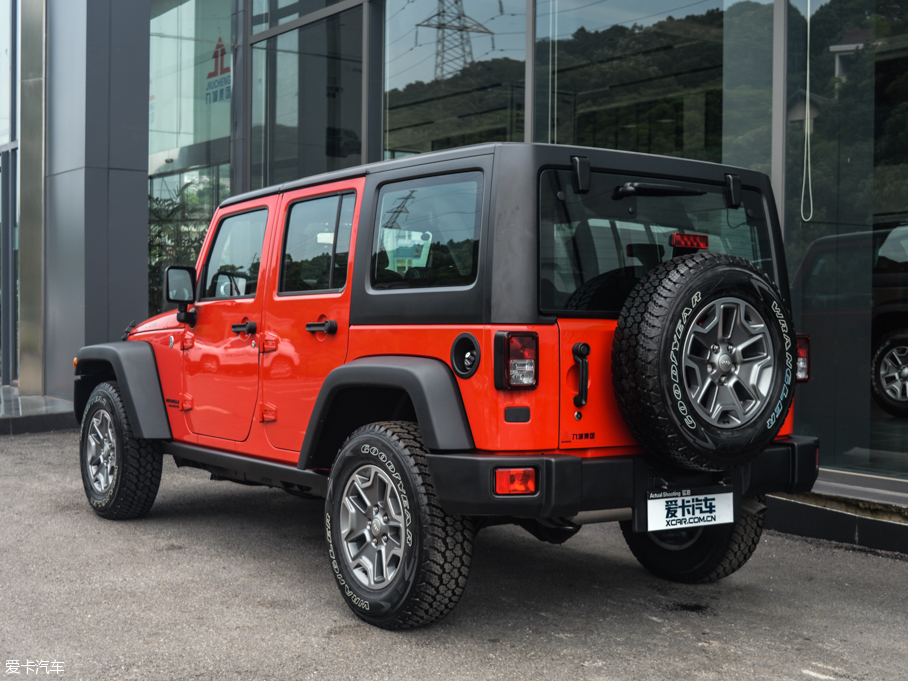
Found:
<box><xmin>646</xmin><ymin>488</ymin><xmax>734</xmax><ymax>532</ymax></box>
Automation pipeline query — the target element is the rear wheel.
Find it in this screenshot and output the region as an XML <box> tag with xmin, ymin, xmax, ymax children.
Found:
<box><xmin>620</xmin><ymin>495</ymin><xmax>766</xmax><ymax>583</ymax></box>
<box><xmin>324</xmin><ymin>421</ymin><xmax>473</xmax><ymax>629</ymax></box>
<box><xmin>79</xmin><ymin>381</ymin><xmax>162</xmax><ymax>519</ymax></box>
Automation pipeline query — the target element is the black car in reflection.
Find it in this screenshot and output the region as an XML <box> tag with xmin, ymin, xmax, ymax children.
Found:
<box><xmin>792</xmin><ymin>225</ymin><xmax>908</xmax><ymax>417</ymax></box>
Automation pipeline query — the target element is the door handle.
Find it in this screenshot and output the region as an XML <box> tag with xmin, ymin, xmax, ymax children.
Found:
<box><xmin>306</xmin><ymin>320</ymin><xmax>338</xmax><ymax>335</ymax></box>
<box><xmin>231</xmin><ymin>321</ymin><xmax>257</xmax><ymax>335</ymax></box>
<box><xmin>572</xmin><ymin>342</ymin><xmax>591</xmax><ymax>408</ymax></box>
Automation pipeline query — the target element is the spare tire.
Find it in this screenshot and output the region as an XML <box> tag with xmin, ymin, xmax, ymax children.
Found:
<box><xmin>612</xmin><ymin>252</ymin><xmax>795</xmax><ymax>472</ymax></box>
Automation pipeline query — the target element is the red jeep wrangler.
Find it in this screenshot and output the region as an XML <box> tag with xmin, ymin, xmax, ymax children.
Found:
<box><xmin>75</xmin><ymin>143</ymin><xmax>817</xmax><ymax>629</ymax></box>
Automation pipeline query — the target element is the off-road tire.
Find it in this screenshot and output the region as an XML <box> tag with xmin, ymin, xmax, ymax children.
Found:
<box><xmin>612</xmin><ymin>252</ymin><xmax>796</xmax><ymax>472</ymax></box>
<box><xmin>79</xmin><ymin>381</ymin><xmax>163</xmax><ymax>519</ymax></box>
<box><xmin>871</xmin><ymin>330</ymin><xmax>908</xmax><ymax>418</ymax></box>
<box><xmin>619</xmin><ymin>495</ymin><xmax>766</xmax><ymax>583</ymax></box>
<box><xmin>324</xmin><ymin>421</ymin><xmax>473</xmax><ymax>629</ymax></box>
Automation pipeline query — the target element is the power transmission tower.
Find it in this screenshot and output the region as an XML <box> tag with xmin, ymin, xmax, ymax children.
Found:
<box><xmin>382</xmin><ymin>190</ymin><xmax>416</xmax><ymax>230</ymax></box>
<box><xmin>417</xmin><ymin>0</ymin><xmax>493</xmax><ymax>81</ymax></box>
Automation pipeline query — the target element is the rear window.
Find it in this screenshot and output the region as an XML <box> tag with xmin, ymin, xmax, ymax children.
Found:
<box><xmin>539</xmin><ymin>169</ymin><xmax>774</xmax><ymax>316</ymax></box>
<box><xmin>371</xmin><ymin>172</ymin><xmax>482</xmax><ymax>290</ymax></box>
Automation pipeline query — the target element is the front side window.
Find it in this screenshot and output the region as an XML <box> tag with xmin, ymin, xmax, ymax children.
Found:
<box><xmin>280</xmin><ymin>193</ymin><xmax>355</xmax><ymax>293</ymax></box>
<box><xmin>540</xmin><ymin>169</ymin><xmax>773</xmax><ymax>315</ymax></box>
<box><xmin>372</xmin><ymin>172</ymin><xmax>483</xmax><ymax>290</ymax></box>
<box><xmin>202</xmin><ymin>209</ymin><xmax>268</xmax><ymax>299</ymax></box>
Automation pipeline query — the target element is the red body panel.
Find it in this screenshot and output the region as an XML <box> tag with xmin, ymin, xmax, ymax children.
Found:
<box><xmin>260</xmin><ymin>178</ymin><xmax>364</xmax><ymax>455</ymax></box>
<box><xmin>180</xmin><ymin>195</ymin><xmax>279</xmax><ymax>442</ymax></box>
<box><xmin>347</xmin><ymin>325</ymin><xmax>561</xmax><ymax>452</ymax></box>
<box><xmin>557</xmin><ymin>319</ymin><xmax>637</xmax><ymax>452</ymax></box>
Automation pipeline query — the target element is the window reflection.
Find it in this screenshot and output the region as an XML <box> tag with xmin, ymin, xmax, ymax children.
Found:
<box><xmin>251</xmin><ymin>7</ymin><xmax>363</xmax><ymax>189</ymax></box>
<box><xmin>535</xmin><ymin>0</ymin><xmax>774</xmax><ymax>171</ymax></box>
<box><xmin>148</xmin><ymin>0</ymin><xmax>234</xmax><ymax>317</ymax></box>
<box><xmin>252</xmin><ymin>0</ymin><xmax>344</xmax><ymax>34</ymax></box>
<box><xmin>384</xmin><ymin>0</ymin><xmax>526</xmax><ymax>158</ymax></box>
<box><xmin>786</xmin><ymin>0</ymin><xmax>908</xmax><ymax>478</ymax></box>
<box><xmin>0</xmin><ymin>0</ymin><xmax>11</xmax><ymax>146</ymax></box>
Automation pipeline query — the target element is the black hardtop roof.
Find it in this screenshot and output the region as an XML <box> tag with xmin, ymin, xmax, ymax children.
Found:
<box><xmin>219</xmin><ymin>143</ymin><xmax>500</xmax><ymax>209</ymax></box>
<box><xmin>218</xmin><ymin>142</ymin><xmax>770</xmax><ymax>210</ymax></box>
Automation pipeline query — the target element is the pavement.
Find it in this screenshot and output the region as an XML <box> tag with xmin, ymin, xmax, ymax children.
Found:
<box><xmin>2</xmin><ymin>430</ymin><xmax>908</xmax><ymax>681</ymax></box>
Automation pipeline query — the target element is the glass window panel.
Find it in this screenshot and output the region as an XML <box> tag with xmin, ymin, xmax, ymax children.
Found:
<box><xmin>251</xmin><ymin>7</ymin><xmax>363</xmax><ymax>189</ymax></box>
<box><xmin>334</xmin><ymin>193</ymin><xmax>355</xmax><ymax>289</ymax></box>
<box><xmin>784</xmin><ymin>0</ymin><xmax>908</xmax><ymax>479</ymax></box>
<box><xmin>149</xmin><ymin>0</ymin><xmax>233</xmax><ymax>160</ymax></box>
<box><xmin>372</xmin><ymin>172</ymin><xmax>482</xmax><ymax>289</ymax></box>
<box><xmin>781</xmin><ymin>0</ymin><xmax>908</xmax><ymax>480</ymax></box>
<box><xmin>0</xmin><ymin>0</ymin><xmax>11</xmax><ymax>145</ymax></box>
<box><xmin>383</xmin><ymin>0</ymin><xmax>526</xmax><ymax>158</ymax></box>
<box><xmin>281</xmin><ymin>195</ymin><xmax>340</xmax><ymax>293</ymax></box>
<box><xmin>535</xmin><ymin>0</ymin><xmax>773</xmax><ymax>171</ymax></box>
<box><xmin>252</xmin><ymin>0</ymin><xmax>345</xmax><ymax>34</ymax></box>
<box><xmin>148</xmin><ymin>169</ymin><xmax>218</xmax><ymax>316</ymax></box>
<box><xmin>539</xmin><ymin>169</ymin><xmax>771</xmax><ymax>315</ymax></box>
<box><xmin>202</xmin><ymin>209</ymin><xmax>269</xmax><ymax>299</ymax></box>
<box><xmin>149</xmin><ymin>0</ymin><xmax>233</xmax><ymax>316</ymax></box>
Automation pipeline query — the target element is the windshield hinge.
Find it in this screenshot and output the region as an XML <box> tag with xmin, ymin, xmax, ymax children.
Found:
<box><xmin>724</xmin><ymin>174</ymin><xmax>742</xmax><ymax>209</ymax></box>
<box><xmin>571</xmin><ymin>156</ymin><xmax>590</xmax><ymax>194</ymax></box>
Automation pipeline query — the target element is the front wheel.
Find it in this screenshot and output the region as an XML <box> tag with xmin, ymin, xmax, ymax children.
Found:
<box><xmin>324</xmin><ymin>421</ymin><xmax>474</xmax><ymax>629</ymax></box>
<box><xmin>619</xmin><ymin>495</ymin><xmax>766</xmax><ymax>583</ymax></box>
<box><xmin>79</xmin><ymin>381</ymin><xmax>162</xmax><ymax>519</ymax></box>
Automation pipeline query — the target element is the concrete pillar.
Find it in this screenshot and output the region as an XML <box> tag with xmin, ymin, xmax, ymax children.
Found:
<box><xmin>18</xmin><ymin>0</ymin><xmax>46</xmax><ymax>395</ymax></box>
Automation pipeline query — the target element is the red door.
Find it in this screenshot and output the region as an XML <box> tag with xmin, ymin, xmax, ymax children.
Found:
<box><xmin>183</xmin><ymin>201</ymin><xmax>276</xmax><ymax>441</ymax></box>
<box><xmin>260</xmin><ymin>179</ymin><xmax>363</xmax><ymax>454</ymax></box>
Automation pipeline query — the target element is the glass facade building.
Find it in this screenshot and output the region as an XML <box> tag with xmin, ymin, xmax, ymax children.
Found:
<box><xmin>0</xmin><ymin>0</ymin><xmax>17</xmax><ymax>387</ymax></box>
<box><xmin>4</xmin><ymin>0</ymin><xmax>908</xmax><ymax>490</ymax></box>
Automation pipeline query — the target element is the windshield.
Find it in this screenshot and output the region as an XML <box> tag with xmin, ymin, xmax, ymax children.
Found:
<box><xmin>539</xmin><ymin>169</ymin><xmax>774</xmax><ymax>316</ymax></box>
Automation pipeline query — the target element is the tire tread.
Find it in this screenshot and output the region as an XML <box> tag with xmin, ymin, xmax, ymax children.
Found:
<box><xmin>81</xmin><ymin>381</ymin><xmax>162</xmax><ymax>520</ymax></box>
<box><xmin>332</xmin><ymin>421</ymin><xmax>473</xmax><ymax>630</ymax></box>
<box><xmin>612</xmin><ymin>252</ymin><xmax>793</xmax><ymax>471</ymax></box>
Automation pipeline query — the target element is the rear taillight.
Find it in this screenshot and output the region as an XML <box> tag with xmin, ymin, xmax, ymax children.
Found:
<box><xmin>670</xmin><ymin>232</ymin><xmax>709</xmax><ymax>250</ymax></box>
<box><xmin>796</xmin><ymin>335</ymin><xmax>809</xmax><ymax>382</ymax></box>
<box><xmin>494</xmin><ymin>331</ymin><xmax>538</xmax><ymax>390</ymax></box>
<box><xmin>494</xmin><ymin>468</ymin><xmax>536</xmax><ymax>495</ymax></box>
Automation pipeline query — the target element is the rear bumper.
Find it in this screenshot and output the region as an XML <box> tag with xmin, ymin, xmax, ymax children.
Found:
<box><xmin>426</xmin><ymin>435</ymin><xmax>818</xmax><ymax>520</ymax></box>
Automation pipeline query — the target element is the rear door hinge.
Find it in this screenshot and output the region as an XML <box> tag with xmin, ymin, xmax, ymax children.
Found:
<box><xmin>181</xmin><ymin>332</ymin><xmax>195</xmax><ymax>350</ymax></box>
<box><xmin>259</xmin><ymin>403</ymin><xmax>277</xmax><ymax>422</ymax></box>
<box><xmin>262</xmin><ymin>332</ymin><xmax>279</xmax><ymax>353</ymax></box>
<box><xmin>179</xmin><ymin>393</ymin><xmax>193</xmax><ymax>411</ymax></box>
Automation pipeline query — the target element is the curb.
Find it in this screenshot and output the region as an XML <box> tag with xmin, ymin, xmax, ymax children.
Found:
<box><xmin>766</xmin><ymin>495</ymin><xmax>908</xmax><ymax>555</ymax></box>
<box><xmin>0</xmin><ymin>412</ymin><xmax>78</xmax><ymax>435</ymax></box>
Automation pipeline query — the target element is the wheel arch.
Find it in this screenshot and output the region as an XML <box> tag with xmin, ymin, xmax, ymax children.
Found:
<box><xmin>872</xmin><ymin>306</ymin><xmax>908</xmax><ymax>345</ymax></box>
<box><xmin>298</xmin><ymin>356</ymin><xmax>475</xmax><ymax>471</ymax></box>
<box><xmin>74</xmin><ymin>342</ymin><xmax>172</xmax><ymax>440</ymax></box>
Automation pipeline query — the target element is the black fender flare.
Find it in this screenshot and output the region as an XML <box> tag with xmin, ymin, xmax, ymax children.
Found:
<box><xmin>74</xmin><ymin>342</ymin><xmax>172</xmax><ymax>440</ymax></box>
<box><xmin>298</xmin><ymin>356</ymin><xmax>474</xmax><ymax>470</ymax></box>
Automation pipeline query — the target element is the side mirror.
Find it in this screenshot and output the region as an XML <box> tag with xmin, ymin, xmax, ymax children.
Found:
<box><xmin>165</xmin><ymin>266</ymin><xmax>197</xmax><ymax>327</ymax></box>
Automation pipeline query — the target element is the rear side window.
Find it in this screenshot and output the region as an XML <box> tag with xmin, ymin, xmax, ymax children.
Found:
<box><xmin>539</xmin><ymin>169</ymin><xmax>773</xmax><ymax>315</ymax></box>
<box><xmin>280</xmin><ymin>193</ymin><xmax>355</xmax><ymax>293</ymax></box>
<box><xmin>202</xmin><ymin>209</ymin><xmax>269</xmax><ymax>299</ymax></box>
<box><xmin>875</xmin><ymin>226</ymin><xmax>908</xmax><ymax>274</ymax></box>
<box><xmin>371</xmin><ymin>172</ymin><xmax>482</xmax><ymax>290</ymax></box>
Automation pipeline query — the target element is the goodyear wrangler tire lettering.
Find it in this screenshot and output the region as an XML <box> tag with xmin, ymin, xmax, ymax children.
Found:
<box><xmin>612</xmin><ymin>253</ymin><xmax>796</xmax><ymax>472</ymax></box>
<box><xmin>324</xmin><ymin>421</ymin><xmax>474</xmax><ymax>629</ymax></box>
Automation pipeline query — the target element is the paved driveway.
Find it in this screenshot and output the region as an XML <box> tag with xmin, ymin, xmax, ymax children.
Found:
<box><xmin>2</xmin><ymin>431</ymin><xmax>907</xmax><ymax>680</ymax></box>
